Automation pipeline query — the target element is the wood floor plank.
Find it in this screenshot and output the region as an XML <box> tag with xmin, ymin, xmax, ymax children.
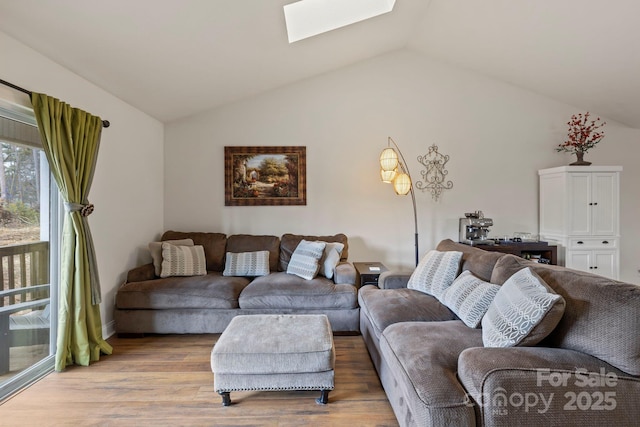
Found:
<box><xmin>0</xmin><ymin>334</ymin><xmax>399</xmax><ymax>426</ymax></box>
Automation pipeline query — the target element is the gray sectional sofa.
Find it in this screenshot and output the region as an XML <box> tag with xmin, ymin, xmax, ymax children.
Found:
<box><xmin>115</xmin><ymin>231</ymin><xmax>359</xmax><ymax>334</ymax></box>
<box><xmin>359</xmin><ymin>239</ymin><xmax>640</xmax><ymax>427</ymax></box>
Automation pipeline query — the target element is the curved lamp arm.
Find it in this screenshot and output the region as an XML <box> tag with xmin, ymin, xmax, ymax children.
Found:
<box><xmin>383</xmin><ymin>137</ymin><xmax>419</xmax><ymax>266</ymax></box>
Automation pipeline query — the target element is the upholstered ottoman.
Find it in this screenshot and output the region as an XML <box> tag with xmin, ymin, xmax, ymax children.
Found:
<box><xmin>210</xmin><ymin>314</ymin><xmax>335</xmax><ymax>406</ymax></box>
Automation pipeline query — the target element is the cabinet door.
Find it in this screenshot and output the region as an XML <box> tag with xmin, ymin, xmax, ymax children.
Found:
<box><xmin>568</xmin><ymin>173</ymin><xmax>591</xmax><ymax>235</ymax></box>
<box><xmin>566</xmin><ymin>250</ymin><xmax>591</xmax><ymax>273</ymax></box>
<box><xmin>566</xmin><ymin>249</ymin><xmax>618</xmax><ymax>280</ymax></box>
<box><xmin>591</xmin><ymin>173</ymin><xmax>619</xmax><ymax>235</ymax></box>
<box><xmin>592</xmin><ymin>250</ymin><xmax>618</xmax><ymax>280</ymax></box>
<box><xmin>539</xmin><ymin>173</ymin><xmax>566</xmax><ymax>236</ymax></box>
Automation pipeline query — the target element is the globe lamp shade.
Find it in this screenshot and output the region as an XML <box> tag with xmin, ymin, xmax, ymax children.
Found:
<box><xmin>380</xmin><ymin>168</ymin><xmax>397</xmax><ymax>183</ymax></box>
<box><xmin>393</xmin><ymin>173</ymin><xmax>411</xmax><ymax>195</ymax></box>
<box><xmin>379</xmin><ymin>148</ymin><xmax>399</xmax><ymax>171</ymax></box>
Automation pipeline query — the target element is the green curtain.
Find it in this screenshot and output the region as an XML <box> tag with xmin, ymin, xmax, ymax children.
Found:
<box><xmin>31</xmin><ymin>93</ymin><xmax>112</xmax><ymax>371</ymax></box>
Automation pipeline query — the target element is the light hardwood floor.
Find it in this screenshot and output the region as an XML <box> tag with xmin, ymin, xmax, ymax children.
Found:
<box><xmin>0</xmin><ymin>334</ymin><xmax>399</xmax><ymax>426</ymax></box>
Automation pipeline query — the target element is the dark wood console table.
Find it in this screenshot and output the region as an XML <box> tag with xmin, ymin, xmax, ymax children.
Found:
<box><xmin>473</xmin><ymin>241</ymin><xmax>557</xmax><ymax>265</ymax></box>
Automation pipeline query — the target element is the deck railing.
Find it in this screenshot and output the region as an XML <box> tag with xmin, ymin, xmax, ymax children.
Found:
<box><xmin>0</xmin><ymin>241</ymin><xmax>50</xmax><ymax>375</ymax></box>
<box><xmin>0</xmin><ymin>241</ymin><xmax>49</xmax><ymax>307</ymax></box>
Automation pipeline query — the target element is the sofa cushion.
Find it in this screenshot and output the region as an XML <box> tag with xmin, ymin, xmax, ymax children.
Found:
<box><xmin>116</xmin><ymin>272</ymin><xmax>251</xmax><ymax>310</ymax></box>
<box><xmin>226</xmin><ymin>234</ymin><xmax>280</xmax><ymax>272</ymax></box>
<box><xmin>222</xmin><ymin>250</ymin><xmax>270</xmax><ymax>277</ymax></box>
<box><xmin>482</xmin><ymin>267</ymin><xmax>565</xmax><ymax>347</ymax></box>
<box><xmin>162</xmin><ymin>231</ymin><xmax>227</xmax><ymax>272</ymax></box>
<box><xmin>286</xmin><ymin>240</ymin><xmax>326</xmax><ymax>280</ymax></box>
<box><xmin>238</xmin><ymin>272</ymin><xmax>357</xmax><ymax>310</ymax></box>
<box><xmin>279</xmin><ymin>233</ymin><xmax>348</xmax><ymax>271</ymax></box>
<box><xmin>160</xmin><ymin>243</ymin><xmax>207</xmax><ymax>278</ymax></box>
<box><xmin>149</xmin><ymin>238</ymin><xmax>193</xmax><ymax>277</ymax></box>
<box><xmin>436</xmin><ymin>239</ymin><xmax>505</xmax><ymax>282</ymax></box>
<box><xmin>379</xmin><ymin>321</ymin><xmax>482</xmax><ymax>425</ymax></box>
<box><xmin>407</xmin><ymin>250</ymin><xmax>463</xmax><ymax>298</ymax></box>
<box><xmin>358</xmin><ymin>286</ymin><xmax>457</xmax><ymax>339</ymax></box>
<box><xmin>439</xmin><ymin>270</ymin><xmax>500</xmax><ymax>328</ymax></box>
<box><xmin>491</xmin><ymin>254</ymin><xmax>640</xmax><ymax>376</ymax></box>
<box><xmin>319</xmin><ymin>242</ymin><xmax>344</xmax><ymax>279</ymax></box>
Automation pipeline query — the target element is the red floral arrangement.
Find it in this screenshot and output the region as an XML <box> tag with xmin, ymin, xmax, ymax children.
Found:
<box><xmin>556</xmin><ymin>112</ymin><xmax>606</xmax><ymax>154</ymax></box>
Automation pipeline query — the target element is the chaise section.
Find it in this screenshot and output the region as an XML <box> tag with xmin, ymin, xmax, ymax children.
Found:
<box><xmin>359</xmin><ymin>239</ymin><xmax>640</xmax><ymax>427</ymax></box>
<box><xmin>379</xmin><ymin>321</ymin><xmax>483</xmax><ymax>427</ymax></box>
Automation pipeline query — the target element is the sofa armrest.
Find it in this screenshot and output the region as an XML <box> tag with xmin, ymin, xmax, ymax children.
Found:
<box><xmin>458</xmin><ymin>346</ymin><xmax>640</xmax><ymax>425</ymax></box>
<box><xmin>378</xmin><ymin>271</ymin><xmax>412</xmax><ymax>289</ymax></box>
<box><xmin>334</xmin><ymin>261</ymin><xmax>356</xmax><ymax>285</ymax></box>
<box><xmin>126</xmin><ymin>263</ymin><xmax>156</xmax><ymax>283</ymax></box>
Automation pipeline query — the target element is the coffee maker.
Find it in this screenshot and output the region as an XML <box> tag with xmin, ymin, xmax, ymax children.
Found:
<box><xmin>459</xmin><ymin>211</ymin><xmax>493</xmax><ymax>245</ymax></box>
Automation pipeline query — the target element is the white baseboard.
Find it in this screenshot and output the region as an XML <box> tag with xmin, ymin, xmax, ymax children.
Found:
<box><xmin>103</xmin><ymin>320</ymin><xmax>116</xmax><ymax>339</ymax></box>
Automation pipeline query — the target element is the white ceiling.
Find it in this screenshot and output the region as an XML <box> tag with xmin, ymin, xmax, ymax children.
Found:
<box><xmin>1</xmin><ymin>0</ymin><xmax>639</xmax><ymax>128</ymax></box>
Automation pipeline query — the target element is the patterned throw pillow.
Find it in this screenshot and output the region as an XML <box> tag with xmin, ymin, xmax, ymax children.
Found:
<box><xmin>407</xmin><ymin>250</ymin><xmax>463</xmax><ymax>298</ymax></box>
<box><xmin>318</xmin><ymin>242</ymin><xmax>345</xmax><ymax>279</ymax></box>
<box><xmin>482</xmin><ymin>267</ymin><xmax>566</xmax><ymax>347</ymax></box>
<box><xmin>149</xmin><ymin>238</ymin><xmax>194</xmax><ymax>276</ymax></box>
<box><xmin>438</xmin><ymin>270</ymin><xmax>500</xmax><ymax>328</ymax></box>
<box><xmin>286</xmin><ymin>240</ymin><xmax>327</xmax><ymax>280</ymax></box>
<box><xmin>222</xmin><ymin>251</ymin><xmax>270</xmax><ymax>277</ymax></box>
<box><xmin>160</xmin><ymin>243</ymin><xmax>207</xmax><ymax>278</ymax></box>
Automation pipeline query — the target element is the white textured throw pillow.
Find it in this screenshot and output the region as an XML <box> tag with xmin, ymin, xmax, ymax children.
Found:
<box><xmin>439</xmin><ymin>270</ymin><xmax>500</xmax><ymax>328</ymax></box>
<box><xmin>318</xmin><ymin>241</ymin><xmax>345</xmax><ymax>279</ymax></box>
<box><xmin>287</xmin><ymin>239</ymin><xmax>327</xmax><ymax>280</ymax></box>
<box><xmin>482</xmin><ymin>267</ymin><xmax>565</xmax><ymax>347</ymax></box>
<box><xmin>407</xmin><ymin>250</ymin><xmax>463</xmax><ymax>298</ymax></box>
<box><xmin>222</xmin><ymin>251</ymin><xmax>270</xmax><ymax>277</ymax></box>
<box><xmin>160</xmin><ymin>243</ymin><xmax>207</xmax><ymax>278</ymax></box>
<box><xmin>149</xmin><ymin>238</ymin><xmax>194</xmax><ymax>276</ymax></box>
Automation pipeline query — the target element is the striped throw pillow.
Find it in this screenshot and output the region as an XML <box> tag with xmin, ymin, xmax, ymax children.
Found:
<box><xmin>286</xmin><ymin>240</ymin><xmax>327</xmax><ymax>280</ymax></box>
<box><xmin>222</xmin><ymin>251</ymin><xmax>270</xmax><ymax>277</ymax></box>
<box><xmin>438</xmin><ymin>270</ymin><xmax>500</xmax><ymax>328</ymax></box>
<box><xmin>407</xmin><ymin>250</ymin><xmax>463</xmax><ymax>298</ymax></box>
<box><xmin>160</xmin><ymin>243</ymin><xmax>207</xmax><ymax>278</ymax></box>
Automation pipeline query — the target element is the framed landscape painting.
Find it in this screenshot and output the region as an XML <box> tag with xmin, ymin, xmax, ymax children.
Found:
<box><xmin>224</xmin><ymin>146</ymin><xmax>307</xmax><ymax>206</ymax></box>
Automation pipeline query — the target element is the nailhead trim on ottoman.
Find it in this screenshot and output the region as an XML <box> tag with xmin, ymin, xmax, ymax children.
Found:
<box><xmin>211</xmin><ymin>314</ymin><xmax>335</xmax><ymax>405</ymax></box>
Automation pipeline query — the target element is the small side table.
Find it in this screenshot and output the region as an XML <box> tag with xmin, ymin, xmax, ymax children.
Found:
<box><xmin>353</xmin><ymin>262</ymin><xmax>388</xmax><ymax>288</ymax></box>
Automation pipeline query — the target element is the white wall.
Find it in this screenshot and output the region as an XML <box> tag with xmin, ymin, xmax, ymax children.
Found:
<box><xmin>0</xmin><ymin>32</ymin><xmax>165</xmax><ymax>334</ymax></box>
<box><xmin>166</xmin><ymin>49</ymin><xmax>640</xmax><ymax>284</ymax></box>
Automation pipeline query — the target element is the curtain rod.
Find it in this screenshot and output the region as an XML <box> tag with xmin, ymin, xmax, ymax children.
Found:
<box><xmin>0</xmin><ymin>78</ymin><xmax>110</xmax><ymax>128</ymax></box>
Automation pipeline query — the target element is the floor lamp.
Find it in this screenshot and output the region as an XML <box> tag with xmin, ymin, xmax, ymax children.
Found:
<box><xmin>379</xmin><ymin>137</ymin><xmax>419</xmax><ymax>266</ymax></box>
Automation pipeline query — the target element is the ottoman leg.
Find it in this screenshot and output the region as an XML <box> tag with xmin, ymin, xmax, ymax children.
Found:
<box><xmin>219</xmin><ymin>391</ymin><xmax>231</xmax><ymax>406</ymax></box>
<box><xmin>316</xmin><ymin>389</ymin><xmax>330</xmax><ymax>405</ymax></box>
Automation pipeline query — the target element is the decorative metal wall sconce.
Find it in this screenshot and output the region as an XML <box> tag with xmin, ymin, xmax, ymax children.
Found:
<box><xmin>415</xmin><ymin>144</ymin><xmax>453</xmax><ymax>201</ymax></box>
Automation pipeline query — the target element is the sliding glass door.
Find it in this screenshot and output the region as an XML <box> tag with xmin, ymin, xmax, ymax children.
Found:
<box><xmin>0</xmin><ymin>91</ymin><xmax>57</xmax><ymax>401</ymax></box>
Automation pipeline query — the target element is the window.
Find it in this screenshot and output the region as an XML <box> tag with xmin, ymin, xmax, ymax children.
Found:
<box><xmin>0</xmin><ymin>88</ymin><xmax>58</xmax><ymax>401</ymax></box>
<box><xmin>284</xmin><ymin>0</ymin><xmax>396</xmax><ymax>42</ymax></box>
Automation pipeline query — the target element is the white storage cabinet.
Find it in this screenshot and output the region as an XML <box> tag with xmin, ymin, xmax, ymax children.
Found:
<box><xmin>539</xmin><ymin>166</ymin><xmax>622</xmax><ymax>280</ymax></box>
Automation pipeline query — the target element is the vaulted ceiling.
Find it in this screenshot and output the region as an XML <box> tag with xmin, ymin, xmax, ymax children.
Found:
<box><xmin>1</xmin><ymin>0</ymin><xmax>639</xmax><ymax>128</ymax></box>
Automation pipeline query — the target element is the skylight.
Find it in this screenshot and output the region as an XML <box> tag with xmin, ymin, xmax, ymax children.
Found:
<box><xmin>284</xmin><ymin>0</ymin><xmax>396</xmax><ymax>43</ymax></box>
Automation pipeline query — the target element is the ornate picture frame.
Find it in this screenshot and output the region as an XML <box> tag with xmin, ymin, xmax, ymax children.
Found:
<box><xmin>224</xmin><ymin>146</ymin><xmax>306</xmax><ymax>206</ymax></box>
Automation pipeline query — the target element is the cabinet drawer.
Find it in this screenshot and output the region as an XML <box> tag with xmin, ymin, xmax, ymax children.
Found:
<box><xmin>568</xmin><ymin>238</ymin><xmax>618</xmax><ymax>249</ymax></box>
